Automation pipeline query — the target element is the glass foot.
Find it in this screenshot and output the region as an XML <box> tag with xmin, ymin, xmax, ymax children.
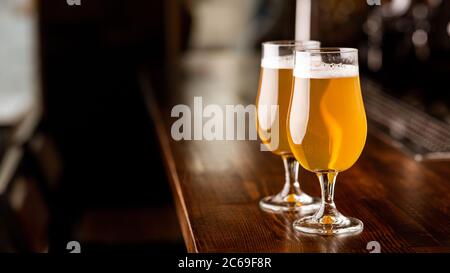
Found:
<box><xmin>293</xmin><ymin>214</ymin><xmax>363</xmax><ymax>235</ymax></box>
<box><xmin>259</xmin><ymin>192</ymin><xmax>320</xmax><ymax>213</ymax></box>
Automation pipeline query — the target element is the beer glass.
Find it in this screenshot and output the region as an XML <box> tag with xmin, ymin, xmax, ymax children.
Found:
<box><xmin>287</xmin><ymin>48</ymin><xmax>367</xmax><ymax>234</ymax></box>
<box><xmin>256</xmin><ymin>41</ymin><xmax>320</xmax><ymax>212</ymax></box>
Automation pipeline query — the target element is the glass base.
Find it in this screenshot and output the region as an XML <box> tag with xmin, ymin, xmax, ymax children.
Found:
<box><xmin>293</xmin><ymin>214</ymin><xmax>363</xmax><ymax>235</ymax></box>
<box><xmin>259</xmin><ymin>192</ymin><xmax>320</xmax><ymax>213</ymax></box>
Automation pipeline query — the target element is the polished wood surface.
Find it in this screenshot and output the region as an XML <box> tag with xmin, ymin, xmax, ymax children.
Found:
<box><xmin>141</xmin><ymin>51</ymin><xmax>450</xmax><ymax>253</ymax></box>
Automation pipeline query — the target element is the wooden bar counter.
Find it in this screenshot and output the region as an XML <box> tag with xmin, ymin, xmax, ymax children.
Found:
<box><xmin>141</xmin><ymin>51</ymin><xmax>450</xmax><ymax>253</ymax></box>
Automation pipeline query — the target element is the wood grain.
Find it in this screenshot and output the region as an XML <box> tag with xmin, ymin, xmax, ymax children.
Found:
<box><xmin>140</xmin><ymin>52</ymin><xmax>450</xmax><ymax>253</ymax></box>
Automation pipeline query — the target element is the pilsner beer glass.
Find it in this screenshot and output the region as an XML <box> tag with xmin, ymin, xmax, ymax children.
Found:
<box><xmin>287</xmin><ymin>48</ymin><xmax>367</xmax><ymax>234</ymax></box>
<box><xmin>256</xmin><ymin>40</ymin><xmax>320</xmax><ymax>213</ymax></box>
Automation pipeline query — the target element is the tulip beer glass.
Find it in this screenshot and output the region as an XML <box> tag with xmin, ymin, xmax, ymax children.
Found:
<box><xmin>287</xmin><ymin>48</ymin><xmax>367</xmax><ymax>234</ymax></box>
<box><xmin>256</xmin><ymin>41</ymin><xmax>320</xmax><ymax>212</ymax></box>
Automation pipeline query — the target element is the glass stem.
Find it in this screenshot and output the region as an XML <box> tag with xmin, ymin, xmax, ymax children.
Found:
<box><xmin>279</xmin><ymin>155</ymin><xmax>303</xmax><ymax>197</ymax></box>
<box><xmin>315</xmin><ymin>171</ymin><xmax>340</xmax><ymax>222</ymax></box>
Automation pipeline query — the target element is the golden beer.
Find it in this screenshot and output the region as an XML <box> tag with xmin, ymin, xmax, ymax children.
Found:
<box><xmin>256</xmin><ymin>65</ymin><xmax>293</xmax><ymax>155</ymax></box>
<box><xmin>287</xmin><ymin>67</ymin><xmax>367</xmax><ymax>172</ymax></box>
<box><xmin>289</xmin><ymin>48</ymin><xmax>366</xmax><ymax>235</ymax></box>
<box><xmin>256</xmin><ymin>41</ymin><xmax>321</xmax><ymax>213</ymax></box>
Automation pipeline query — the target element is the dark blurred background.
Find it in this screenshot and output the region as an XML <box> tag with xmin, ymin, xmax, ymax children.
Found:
<box><xmin>0</xmin><ymin>0</ymin><xmax>449</xmax><ymax>252</ymax></box>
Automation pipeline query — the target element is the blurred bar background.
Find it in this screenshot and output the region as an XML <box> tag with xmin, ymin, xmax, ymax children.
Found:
<box><xmin>0</xmin><ymin>0</ymin><xmax>449</xmax><ymax>252</ymax></box>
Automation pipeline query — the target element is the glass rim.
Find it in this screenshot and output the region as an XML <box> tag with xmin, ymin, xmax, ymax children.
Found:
<box><xmin>295</xmin><ymin>47</ymin><xmax>358</xmax><ymax>54</ymax></box>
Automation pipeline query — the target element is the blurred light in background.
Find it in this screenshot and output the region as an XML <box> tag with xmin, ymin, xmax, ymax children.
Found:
<box><xmin>0</xmin><ymin>0</ymin><xmax>38</xmax><ymax>126</ymax></box>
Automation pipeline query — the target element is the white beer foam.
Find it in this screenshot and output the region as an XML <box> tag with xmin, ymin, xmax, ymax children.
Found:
<box><xmin>261</xmin><ymin>56</ymin><xmax>294</xmax><ymax>69</ymax></box>
<box><xmin>294</xmin><ymin>63</ymin><xmax>359</xmax><ymax>79</ymax></box>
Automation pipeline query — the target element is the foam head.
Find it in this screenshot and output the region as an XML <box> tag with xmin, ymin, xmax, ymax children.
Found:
<box><xmin>293</xmin><ymin>52</ymin><xmax>359</xmax><ymax>78</ymax></box>
<box><xmin>261</xmin><ymin>55</ymin><xmax>294</xmax><ymax>69</ymax></box>
<box><xmin>261</xmin><ymin>41</ymin><xmax>321</xmax><ymax>69</ymax></box>
<box><xmin>294</xmin><ymin>52</ymin><xmax>359</xmax><ymax>79</ymax></box>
